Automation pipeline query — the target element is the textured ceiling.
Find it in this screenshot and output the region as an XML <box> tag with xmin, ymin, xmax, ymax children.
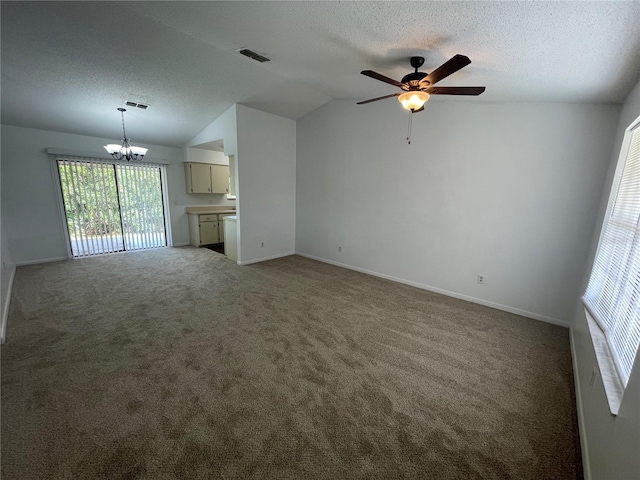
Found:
<box><xmin>2</xmin><ymin>1</ymin><xmax>640</xmax><ymax>147</ymax></box>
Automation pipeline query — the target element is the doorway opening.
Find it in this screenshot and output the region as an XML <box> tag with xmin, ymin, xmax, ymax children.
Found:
<box><xmin>57</xmin><ymin>158</ymin><xmax>168</xmax><ymax>257</ymax></box>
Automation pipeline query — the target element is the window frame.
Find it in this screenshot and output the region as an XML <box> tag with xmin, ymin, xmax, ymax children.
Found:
<box><xmin>582</xmin><ymin>114</ymin><xmax>640</xmax><ymax>414</ymax></box>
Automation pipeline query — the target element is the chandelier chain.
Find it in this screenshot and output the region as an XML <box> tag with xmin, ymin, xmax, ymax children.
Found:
<box><xmin>121</xmin><ymin>109</ymin><xmax>128</xmax><ymax>141</ymax></box>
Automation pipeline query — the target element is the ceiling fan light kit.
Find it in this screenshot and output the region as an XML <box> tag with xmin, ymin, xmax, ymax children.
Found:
<box><xmin>103</xmin><ymin>107</ymin><xmax>148</xmax><ymax>161</ymax></box>
<box><xmin>398</xmin><ymin>91</ymin><xmax>430</xmax><ymax>111</ymax></box>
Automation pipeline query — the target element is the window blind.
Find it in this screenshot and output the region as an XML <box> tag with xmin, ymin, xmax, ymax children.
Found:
<box><xmin>584</xmin><ymin>121</ymin><xmax>640</xmax><ymax>386</ymax></box>
<box><xmin>115</xmin><ymin>162</ymin><xmax>167</xmax><ymax>252</ymax></box>
<box><xmin>57</xmin><ymin>157</ymin><xmax>167</xmax><ymax>257</ymax></box>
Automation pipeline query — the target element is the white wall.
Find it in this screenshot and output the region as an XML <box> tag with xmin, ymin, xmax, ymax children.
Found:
<box><xmin>0</xmin><ymin>124</ymin><xmax>207</xmax><ymax>262</ymax></box>
<box><xmin>186</xmin><ymin>148</ymin><xmax>229</xmax><ymax>165</ymax></box>
<box><xmin>1</xmin><ymin>215</ymin><xmax>15</xmax><ymax>342</ymax></box>
<box><xmin>571</xmin><ymin>78</ymin><xmax>640</xmax><ymax>480</ymax></box>
<box><xmin>187</xmin><ymin>105</ymin><xmax>237</xmax><ymax>156</ymax></box>
<box><xmin>296</xmin><ymin>100</ymin><xmax>620</xmax><ymax>324</ymax></box>
<box><xmin>235</xmin><ymin>105</ymin><xmax>296</xmax><ymax>264</ymax></box>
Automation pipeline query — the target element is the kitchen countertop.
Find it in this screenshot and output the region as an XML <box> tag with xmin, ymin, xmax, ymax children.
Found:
<box><xmin>186</xmin><ymin>206</ymin><xmax>236</xmax><ymax>215</ymax></box>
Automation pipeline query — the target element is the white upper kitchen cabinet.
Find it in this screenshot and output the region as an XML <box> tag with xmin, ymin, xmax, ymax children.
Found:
<box><xmin>210</xmin><ymin>164</ymin><xmax>230</xmax><ymax>194</ymax></box>
<box><xmin>185</xmin><ymin>162</ymin><xmax>212</xmax><ymax>193</ymax></box>
<box><xmin>184</xmin><ymin>162</ymin><xmax>230</xmax><ymax>194</ymax></box>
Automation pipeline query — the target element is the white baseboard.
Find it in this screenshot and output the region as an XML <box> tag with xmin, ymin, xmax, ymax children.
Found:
<box><xmin>238</xmin><ymin>252</ymin><xmax>295</xmax><ymax>266</ymax></box>
<box><xmin>171</xmin><ymin>242</ymin><xmax>190</xmax><ymax>247</ymax></box>
<box><xmin>15</xmin><ymin>256</ymin><xmax>68</xmax><ymax>266</ymax></box>
<box><xmin>295</xmin><ymin>252</ymin><xmax>570</xmax><ymax>328</ymax></box>
<box><xmin>570</xmin><ymin>327</ymin><xmax>592</xmax><ymax>480</ymax></box>
<box><xmin>1</xmin><ymin>265</ymin><xmax>16</xmax><ymax>344</ymax></box>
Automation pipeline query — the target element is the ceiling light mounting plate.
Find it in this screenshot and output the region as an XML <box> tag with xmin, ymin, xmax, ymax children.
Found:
<box><xmin>410</xmin><ymin>56</ymin><xmax>425</xmax><ymax>70</ymax></box>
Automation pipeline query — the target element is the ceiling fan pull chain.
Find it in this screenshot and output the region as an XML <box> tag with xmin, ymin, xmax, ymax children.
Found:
<box><xmin>407</xmin><ymin>111</ymin><xmax>413</xmax><ymax>144</ymax></box>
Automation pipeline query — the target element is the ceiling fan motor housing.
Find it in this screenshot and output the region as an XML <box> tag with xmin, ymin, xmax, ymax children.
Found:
<box><xmin>402</xmin><ymin>57</ymin><xmax>430</xmax><ymax>90</ymax></box>
<box><xmin>401</xmin><ymin>71</ymin><xmax>429</xmax><ymax>90</ymax></box>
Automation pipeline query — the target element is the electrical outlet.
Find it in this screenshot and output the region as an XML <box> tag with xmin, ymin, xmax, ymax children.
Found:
<box><xmin>477</xmin><ymin>275</ymin><xmax>485</xmax><ymax>284</ymax></box>
<box><xmin>261</xmin><ymin>242</ymin><xmax>264</xmax><ymax>248</ymax></box>
<box><xmin>338</xmin><ymin>246</ymin><xmax>342</xmax><ymax>252</ymax></box>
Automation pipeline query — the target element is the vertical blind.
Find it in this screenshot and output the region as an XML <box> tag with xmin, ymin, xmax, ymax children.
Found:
<box><xmin>584</xmin><ymin>121</ymin><xmax>640</xmax><ymax>386</ymax></box>
<box><xmin>57</xmin><ymin>157</ymin><xmax>167</xmax><ymax>257</ymax></box>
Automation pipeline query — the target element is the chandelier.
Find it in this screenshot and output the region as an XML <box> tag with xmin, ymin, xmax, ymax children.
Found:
<box><xmin>103</xmin><ymin>108</ymin><xmax>148</xmax><ymax>161</ymax></box>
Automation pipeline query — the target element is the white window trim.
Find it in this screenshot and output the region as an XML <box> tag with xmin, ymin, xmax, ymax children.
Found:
<box><xmin>582</xmin><ymin>307</ymin><xmax>624</xmax><ymax>415</ymax></box>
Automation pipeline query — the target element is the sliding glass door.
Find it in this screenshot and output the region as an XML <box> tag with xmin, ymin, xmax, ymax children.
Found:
<box><xmin>57</xmin><ymin>159</ymin><xmax>167</xmax><ymax>257</ymax></box>
<box><xmin>116</xmin><ymin>163</ymin><xmax>167</xmax><ymax>252</ymax></box>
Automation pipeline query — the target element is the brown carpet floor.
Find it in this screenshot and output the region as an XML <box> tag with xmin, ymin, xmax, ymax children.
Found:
<box><xmin>1</xmin><ymin>247</ymin><xmax>582</xmax><ymax>479</ymax></box>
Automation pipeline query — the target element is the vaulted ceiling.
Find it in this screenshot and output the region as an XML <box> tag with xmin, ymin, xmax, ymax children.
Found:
<box><xmin>2</xmin><ymin>1</ymin><xmax>640</xmax><ymax>147</ymax></box>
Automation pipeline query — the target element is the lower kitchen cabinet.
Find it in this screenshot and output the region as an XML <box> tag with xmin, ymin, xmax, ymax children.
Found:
<box><xmin>187</xmin><ymin>212</ymin><xmax>237</xmax><ymax>247</ymax></box>
<box><xmin>188</xmin><ymin>214</ymin><xmax>220</xmax><ymax>246</ymax></box>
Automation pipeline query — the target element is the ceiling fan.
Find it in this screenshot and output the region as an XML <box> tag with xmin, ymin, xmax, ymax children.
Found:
<box><xmin>358</xmin><ymin>54</ymin><xmax>485</xmax><ymax>113</ymax></box>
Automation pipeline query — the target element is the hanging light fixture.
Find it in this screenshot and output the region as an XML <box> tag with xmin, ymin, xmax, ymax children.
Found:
<box><xmin>104</xmin><ymin>108</ymin><xmax>148</xmax><ymax>161</ymax></box>
<box><xmin>398</xmin><ymin>91</ymin><xmax>430</xmax><ymax>112</ymax></box>
<box><xmin>399</xmin><ymin>91</ymin><xmax>431</xmax><ymax>144</ymax></box>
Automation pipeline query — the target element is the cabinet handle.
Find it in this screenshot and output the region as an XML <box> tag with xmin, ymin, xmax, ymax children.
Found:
<box><xmin>208</xmin><ymin>187</ymin><xmax>210</xmax><ymax>192</ymax></box>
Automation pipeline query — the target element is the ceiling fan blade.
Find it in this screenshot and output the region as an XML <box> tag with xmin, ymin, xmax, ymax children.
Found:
<box><xmin>427</xmin><ymin>86</ymin><xmax>486</xmax><ymax>95</ymax></box>
<box><xmin>422</xmin><ymin>54</ymin><xmax>471</xmax><ymax>86</ymax></box>
<box><xmin>361</xmin><ymin>70</ymin><xmax>405</xmax><ymax>88</ymax></box>
<box><xmin>357</xmin><ymin>92</ymin><xmax>401</xmax><ymax>105</ymax></box>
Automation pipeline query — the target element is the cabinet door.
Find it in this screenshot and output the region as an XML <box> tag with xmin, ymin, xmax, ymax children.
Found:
<box><xmin>211</xmin><ymin>165</ymin><xmax>230</xmax><ymax>194</ymax></box>
<box><xmin>190</xmin><ymin>163</ymin><xmax>212</xmax><ymax>193</ymax></box>
<box><xmin>199</xmin><ymin>221</ymin><xmax>218</xmax><ymax>245</ymax></box>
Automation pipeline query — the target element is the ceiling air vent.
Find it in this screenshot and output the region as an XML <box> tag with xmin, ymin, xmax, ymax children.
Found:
<box><xmin>125</xmin><ymin>101</ymin><xmax>149</xmax><ymax>110</ymax></box>
<box><xmin>236</xmin><ymin>48</ymin><xmax>270</xmax><ymax>63</ymax></box>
